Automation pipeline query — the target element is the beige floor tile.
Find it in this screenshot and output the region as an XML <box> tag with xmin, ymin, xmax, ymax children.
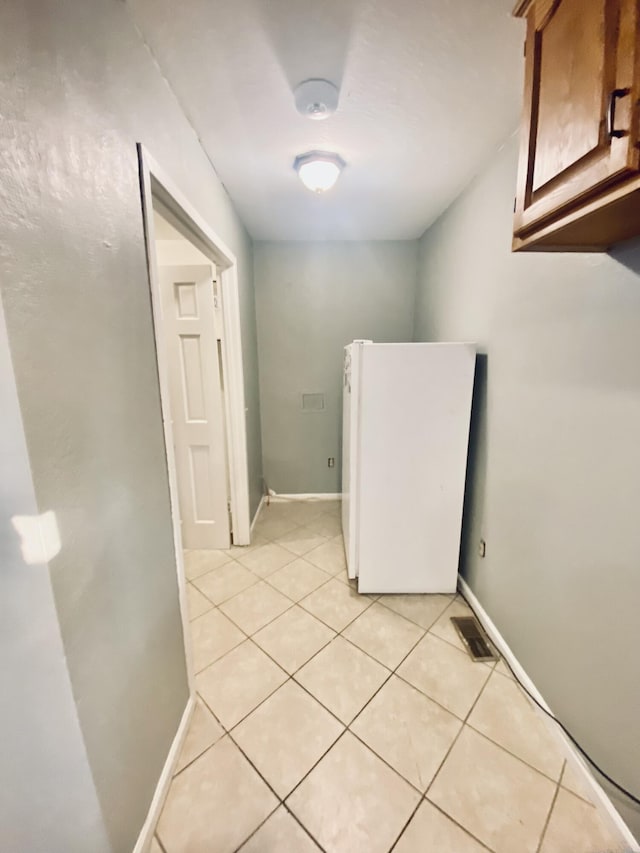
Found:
<box><xmin>378</xmin><ymin>593</ymin><xmax>453</xmax><ymax>629</ymax></box>
<box><xmin>196</xmin><ymin>640</ymin><xmax>288</xmax><ymax>729</ymax></box>
<box><xmin>223</xmin><ymin>536</ymin><xmax>269</xmax><ymax>558</ymax></box>
<box><xmin>252</xmin><ymin>605</ymin><xmax>335</xmax><ymax>674</ymax></box>
<box><xmin>343</xmin><ymin>602</ymin><xmax>425</xmax><ymax>669</ymax></box>
<box><xmin>318</xmin><ymin>500</ymin><xmax>341</xmax><ymax>514</ymax></box>
<box><xmin>494</xmin><ymin>658</ymin><xmax>514</xmax><ymax>679</ymax></box>
<box><xmin>397</xmin><ymin>633</ymin><xmax>491</xmax><ymax>719</ymax></box>
<box><xmin>189</xmin><ymin>608</ymin><xmax>245</xmax><ymax>673</ymax></box>
<box><xmin>239</xmin><ymin>807</ymin><xmax>321</xmax><ymax>852</ymax></box>
<box><xmin>256</xmin><ymin>500</ymin><xmax>299</xmax><ymax>520</ymax></box>
<box><xmin>287</xmin><ymin>501</ymin><xmax>328</xmax><ymax>526</ymax></box>
<box><xmin>467</xmin><ymin>670</ymin><xmax>564</xmax><ymax>780</ymax></box>
<box><xmin>233</xmin><ymin>681</ymin><xmax>344</xmax><ymax>797</ymax></box>
<box><xmin>174</xmin><ymin>698</ymin><xmax>224</xmax><ymax>774</ymax></box>
<box><xmin>266</xmin><ymin>558</ymin><xmax>330</xmax><ymax>602</ymax></box>
<box><xmin>333</xmin><ymin>564</ymin><xmax>358</xmax><ymax>587</ymax></box>
<box><xmin>236</xmin><ymin>542</ymin><xmax>296</xmax><ymax>578</ymax></box>
<box><xmin>300</xmin><ymin>578</ymin><xmax>372</xmax><ymax>632</ymax></box>
<box><xmin>183</xmin><ymin>549</ymin><xmax>233</xmax><ymax>580</ymax></box>
<box><xmin>560</xmin><ymin>761</ymin><xmax>594</xmax><ymax>803</ymax></box>
<box><xmin>539</xmin><ymin>787</ymin><xmax>626</xmax><ymax>853</ymax></box>
<box><xmin>254</xmin><ymin>515</ymin><xmax>300</xmax><ymax>541</ymax></box>
<box><xmin>287</xmin><ymin>732</ymin><xmax>420</xmax><ymax>853</ymax></box>
<box><xmin>429</xmin><ymin>595</ymin><xmax>477</xmax><ymax>652</ymax></box>
<box><xmin>295</xmin><ymin>636</ymin><xmax>389</xmax><ymax>723</ymax></box>
<box><xmin>304</xmin><ymin>513</ymin><xmax>343</xmax><ymax>539</ymax></box>
<box><xmin>351</xmin><ymin>675</ymin><xmax>462</xmax><ymax>791</ymax></box>
<box><xmin>276</xmin><ymin>525</ymin><xmax>329</xmax><ymax>557</ymax></box>
<box><xmin>193</xmin><ymin>561</ymin><xmax>257</xmax><ymax>605</ymax></box>
<box><xmin>219</xmin><ymin>581</ymin><xmax>292</xmax><ymax>635</ymax></box>
<box><xmin>157</xmin><ymin>736</ymin><xmax>277</xmax><ymax>853</ymax></box>
<box><xmin>186</xmin><ymin>583</ymin><xmax>213</xmax><ymax>621</ymax></box>
<box><xmin>304</xmin><ymin>538</ymin><xmax>347</xmax><ymax>575</ymax></box>
<box><xmin>394</xmin><ymin>800</ymin><xmax>489</xmax><ymax>853</ymax></box>
<box><xmin>149</xmin><ymin>838</ymin><xmax>163</xmax><ymax>853</ymax></box>
<box><xmin>428</xmin><ymin>727</ymin><xmax>556</xmax><ymax>853</ymax></box>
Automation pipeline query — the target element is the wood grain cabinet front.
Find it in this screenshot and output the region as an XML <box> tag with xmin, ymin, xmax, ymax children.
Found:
<box><xmin>512</xmin><ymin>0</ymin><xmax>640</xmax><ymax>251</ymax></box>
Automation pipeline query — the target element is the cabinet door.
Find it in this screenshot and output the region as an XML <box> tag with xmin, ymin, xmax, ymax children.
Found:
<box><xmin>514</xmin><ymin>0</ymin><xmax>640</xmax><ymax>236</ymax></box>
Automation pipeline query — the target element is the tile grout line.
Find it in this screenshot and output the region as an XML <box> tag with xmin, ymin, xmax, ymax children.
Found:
<box><xmin>170</xmin><ymin>695</ymin><xmax>228</xmax><ymax>780</ymax></box>
<box><xmin>193</xmin><ymin>577</ymin><xmax>559</xmax><ymax>803</ymax></box>
<box><xmin>228</xmin><ymin>801</ymin><xmax>281</xmax><ymax>853</ymax></box>
<box><xmin>426</xmin><ymin>800</ymin><xmax>496</xmax><ymax>852</ymax></box>
<box><xmin>279</xmin><ymin>802</ymin><xmax>328</xmax><ymax>853</ymax></box>
<box><xmin>174</xmin><ymin>510</ymin><xmax>345</xmax><ymax>850</ymax></box>
<box><xmin>184</xmin><ymin>520</ymin><xmax>571</xmax><ymax>853</ymax></box>
<box><xmin>191</xmin><ymin>560</ymin><xmax>488</xmax><ymax>809</ymax></box>
<box><xmin>556</xmin><ymin>759</ymin><xmax>598</xmax><ymax>807</ymax></box>
<box><xmin>153</xmin><ymin>832</ymin><xmax>169</xmax><ymax>853</ymax></box>
<box><xmin>416</xmin><ymin>656</ymin><xmax>499</xmax><ymax>849</ymax></box>
<box><xmin>213</xmin><ymin>578</ymin><xmax>404</xmax><ymax>809</ymax></box>
<box><xmin>535</xmin><ymin>764</ymin><xmax>563</xmax><ymax>853</ymax></box>
<box><xmin>339</xmin><ymin>603</ymin><xmax>495</xmax><ymax>851</ymax></box>
<box><xmin>464</xmin><ymin>718</ymin><xmax>565</xmax><ymax>787</ymax></box>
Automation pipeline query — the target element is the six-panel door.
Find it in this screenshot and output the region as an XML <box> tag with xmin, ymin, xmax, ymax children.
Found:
<box><xmin>160</xmin><ymin>264</ymin><xmax>231</xmax><ymax>550</ymax></box>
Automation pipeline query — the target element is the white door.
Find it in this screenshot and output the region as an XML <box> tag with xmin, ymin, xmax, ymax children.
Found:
<box><xmin>159</xmin><ymin>264</ymin><xmax>230</xmax><ymax>549</ymax></box>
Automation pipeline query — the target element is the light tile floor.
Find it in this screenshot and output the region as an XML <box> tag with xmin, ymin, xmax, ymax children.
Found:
<box><xmin>154</xmin><ymin>499</ymin><xmax>627</xmax><ymax>853</ymax></box>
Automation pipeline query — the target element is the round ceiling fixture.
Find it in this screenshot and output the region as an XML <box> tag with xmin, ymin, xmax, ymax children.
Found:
<box><xmin>294</xmin><ymin>79</ymin><xmax>340</xmax><ymax>121</ymax></box>
<box><xmin>294</xmin><ymin>151</ymin><xmax>346</xmax><ymax>193</ymax></box>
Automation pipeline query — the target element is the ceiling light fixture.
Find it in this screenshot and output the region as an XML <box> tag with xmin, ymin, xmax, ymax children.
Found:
<box><xmin>294</xmin><ymin>151</ymin><xmax>346</xmax><ymax>194</ymax></box>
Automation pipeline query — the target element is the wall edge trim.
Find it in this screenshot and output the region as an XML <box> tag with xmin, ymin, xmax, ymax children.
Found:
<box><xmin>250</xmin><ymin>495</ymin><xmax>266</xmax><ymax>535</ymax></box>
<box><xmin>458</xmin><ymin>576</ymin><xmax>640</xmax><ymax>852</ymax></box>
<box><xmin>269</xmin><ymin>493</ymin><xmax>342</xmax><ymax>500</ymax></box>
<box><xmin>132</xmin><ymin>694</ymin><xmax>195</xmax><ymax>853</ymax></box>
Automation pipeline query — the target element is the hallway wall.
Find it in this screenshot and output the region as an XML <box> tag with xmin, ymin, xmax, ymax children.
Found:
<box><xmin>255</xmin><ymin>241</ymin><xmax>418</xmax><ymax>494</ymax></box>
<box><xmin>414</xmin><ymin>136</ymin><xmax>640</xmax><ymax>838</ymax></box>
<box><xmin>0</xmin><ymin>0</ymin><xmax>262</xmax><ymax>849</ymax></box>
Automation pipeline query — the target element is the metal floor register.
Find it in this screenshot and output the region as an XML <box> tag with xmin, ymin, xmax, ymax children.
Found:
<box><xmin>450</xmin><ymin>615</ymin><xmax>499</xmax><ymax>663</ymax></box>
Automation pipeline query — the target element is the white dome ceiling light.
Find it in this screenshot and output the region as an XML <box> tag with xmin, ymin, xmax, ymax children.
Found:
<box><xmin>293</xmin><ymin>78</ymin><xmax>340</xmax><ymax>121</ymax></box>
<box><xmin>294</xmin><ymin>151</ymin><xmax>346</xmax><ymax>194</ymax></box>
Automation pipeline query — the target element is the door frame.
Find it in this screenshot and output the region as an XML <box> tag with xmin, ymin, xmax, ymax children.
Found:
<box><xmin>137</xmin><ymin>145</ymin><xmax>251</xmax><ymax>572</ymax></box>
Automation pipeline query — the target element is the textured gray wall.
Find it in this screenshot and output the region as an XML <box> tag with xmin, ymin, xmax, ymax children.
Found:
<box><xmin>415</xmin><ymin>136</ymin><xmax>640</xmax><ymax>838</ymax></box>
<box><xmin>0</xmin><ymin>0</ymin><xmax>262</xmax><ymax>850</ymax></box>
<box><xmin>0</xmin><ymin>299</ymin><xmax>110</xmax><ymax>853</ymax></box>
<box><xmin>255</xmin><ymin>242</ymin><xmax>418</xmax><ymax>493</ymax></box>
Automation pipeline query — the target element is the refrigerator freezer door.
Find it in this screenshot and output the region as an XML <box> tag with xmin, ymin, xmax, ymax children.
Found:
<box><xmin>341</xmin><ymin>342</ymin><xmax>364</xmax><ymax>579</ymax></box>
<box><xmin>357</xmin><ymin>343</ymin><xmax>476</xmax><ymax>594</ymax></box>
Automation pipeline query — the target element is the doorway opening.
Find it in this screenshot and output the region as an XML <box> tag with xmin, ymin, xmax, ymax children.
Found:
<box><xmin>138</xmin><ymin>144</ymin><xmax>251</xmax><ymax>564</ymax></box>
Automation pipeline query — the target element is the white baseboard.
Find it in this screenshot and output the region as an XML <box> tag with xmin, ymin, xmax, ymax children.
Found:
<box><xmin>250</xmin><ymin>495</ymin><xmax>266</xmax><ymax>535</ymax></box>
<box><xmin>132</xmin><ymin>694</ymin><xmax>195</xmax><ymax>853</ymax></box>
<box><xmin>458</xmin><ymin>577</ymin><xmax>639</xmax><ymax>852</ymax></box>
<box><xmin>268</xmin><ymin>492</ymin><xmax>342</xmax><ymax>501</ymax></box>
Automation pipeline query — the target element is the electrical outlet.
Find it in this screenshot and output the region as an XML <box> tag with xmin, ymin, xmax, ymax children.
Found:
<box><xmin>478</xmin><ymin>539</ymin><xmax>486</xmax><ymax>558</ymax></box>
<box><xmin>328</xmin><ymin>457</ymin><xmax>335</xmax><ymax>468</ymax></box>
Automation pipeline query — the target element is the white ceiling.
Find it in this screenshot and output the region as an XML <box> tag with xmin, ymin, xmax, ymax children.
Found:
<box><xmin>131</xmin><ymin>0</ymin><xmax>524</xmax><ymax>241</ymax></box>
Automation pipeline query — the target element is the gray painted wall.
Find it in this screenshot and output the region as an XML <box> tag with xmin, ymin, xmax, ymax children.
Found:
<box><xmin>415</xmin><ymin>136</ymin><xmax>640</xmax><ymax>837</ymax></box>
<box><xmin>255</xmin><ymin>242</ymin><xmax>418</xmax><ymax>494</ymax></box>
<box><xmin>0</xmin><ymin>0</ymin><xmax>262</xmax><ymax>849</ymax></box>
<box><xmin>0</xmin><ymin>298</ymin><xmax>110</xmax><ymax>853</ymax></box>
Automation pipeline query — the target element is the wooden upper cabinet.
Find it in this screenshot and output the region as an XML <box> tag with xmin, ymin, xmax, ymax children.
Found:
<box><xmin>513</xmin><ymin>0</ymin><xmax>640</xmax><ymax>251</ymax></box>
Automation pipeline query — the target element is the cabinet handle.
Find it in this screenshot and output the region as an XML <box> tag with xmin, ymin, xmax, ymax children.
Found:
<box><xmin>607</xmin><ymin>88</ymin><xmax>630</xmax><ymax>140</ymax></box>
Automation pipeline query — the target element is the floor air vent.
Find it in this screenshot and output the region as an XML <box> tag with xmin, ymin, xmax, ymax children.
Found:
<box><xmin>450</xmin><ymin>616</ymin><xmax>499</xmax><ymax>662</ymax></box>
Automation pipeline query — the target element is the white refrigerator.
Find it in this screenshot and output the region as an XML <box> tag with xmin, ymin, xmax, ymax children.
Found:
<box><xmin>342</xmin><ymin>341</ymin><xmax>476</xmax><ymax>594</ymax></box>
